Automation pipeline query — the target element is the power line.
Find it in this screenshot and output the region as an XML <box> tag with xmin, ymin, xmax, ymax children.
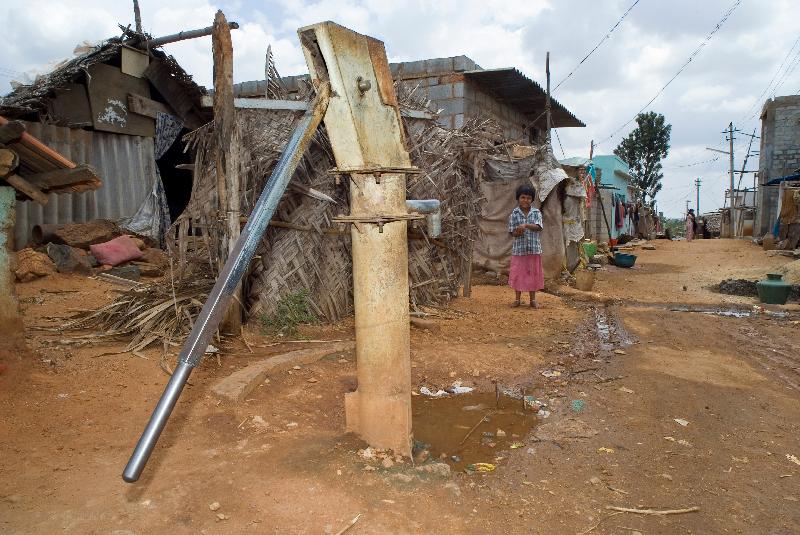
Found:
<box><xmin>554</xmin><ymin>129</ymin><xmax>566</xmax><ymax>157</ymax></box>
<box><xmin>770</xmin><ymin>46</ymin><xmax>800</xmax><ymax>98</ymax></box>
<box><xmin>553</xmin><ymin>0</ymin><xmax>642</xmax><ymax>92</ymax></box>
<box><xmin>597</xmin><ymin>0</ymin><xmax>742</xmax><ymax>146</ymax></box>
<box><xmin>740</xmin><ymin>33</ymin><xmax>800</xmax><ymax>121</ymax></box>
<box><xmin>664</xmin><ymin>155</ymin><xmax>720</xmax><ymax>169</ymax></box>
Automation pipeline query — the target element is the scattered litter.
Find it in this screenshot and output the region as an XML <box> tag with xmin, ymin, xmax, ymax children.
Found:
<box><xmin>450</xmin><ymin>455</ymin><xmax>462</xmax><ymax>463</ymax></box>
<box><xmin>537</xmin><ymin>410</ymin><xmax>551</xmax><ymax>419</ymax></box>
<box><xmin>678</xmin><ymin>439</ymin><xmax>692</xmax><ymax>447</ymax></box>
<box><xmin>787</xmin><ymin>454</ymin><xmax>800</xmax><ymax>466</ymax></box>
<box><xmin>732</xmin><ymin>456</ymin><xmax>749</xmax><ymax>463</ymax></box>
<box><xmin>57</xmin><ymin>393</ymin><xmax>69</xmax><ymax>399</ymax></box>
<box><xmin>589</xmin><ymin>476</ymin><xmax>602</xmax><ymax>485</ymax></box>
<box><xmin>206</xmin><ymin>345</ymin><xmax>219</xmax><ymax>354</ymax></box>
<box><xmin>664</xmin><ymin>436</ymin><xmax>676</xmax><ymax>442</ymax></box>
<box><xmin>285</xmin><ymin>422</ymin><xmax>298</xmax><ymax>429</ymax></box>
<box><xmin>419</xmin><ymin>386</ymin><xmax>448</xmax><ymax>397</ymax></box>
<box><xmin>570</xmin><ymin>399</ymin><xmax>586</xmax><ymax>412</ymax></box>
<box><xmin>510</xmin><ymin>442</ymin><xmax>524</xmax><ymax>449</ymax></box>
<box><xmin>526</xmin><ymin>447</ymin><xmax>535</xmax><ymax>455</ymax></box>
<box><xmin>447</xmin><ymin>381</ymin><xmax>474</xmax><ymax>394</ymax></box>
<box><xmin>523</xmin><ymin>395</ymin><xmax>545</xmax><ymax>412</ymax></box>
<box><xmin>465</xmin><ymin>462</ymin><xmax>496</xmax><ymax>473</ymax></box>
<box><xmin>618</xmin><ymin>387</ymin><xmax>635</xmax><ymax>394</ymax></box>
<box><xmin>614</xmin><ymin>349</ymin><xmax>626</xmax><ymax>355</ymax></box>
<box><xmin>292</xmin><ymin>365</ymin><xmax>302</xmax><ymax>370</ymax></box>
<box><xmin>661</xmin><ymin>473</ymin><xmax>673</xmax><ymax>481</ymax></box>
<box><xmin>496</xmin><ymin>429</ymin><xmax>506</xmax><ymax>437</ymax></box>
<box><xmin>420</xmin><ymin>381</ymin><xmax>474</xmax><ymax>397</ymax></box>
<box><xmin>209</xmin><ymin>502</ymin><xmax>221</xmax><ymax>511</ymax></box>
<box><xmin>358</xmin><ymin>447</ymin><xmax>376</xmax><ymax>460</ymax></box>
<box><xmin>307</xmin><ymin>378</ymin><xmax>318</xmax><ymax>383</ymax></box>
<box><xmin>674</xmin><ymin>418</ymin><xmax>689</xmax><ymax>427</ymax></box>
<box><xmin>597</xmin><ymin>447</ymin><xmax>615</xmax><ymax>454</ymax></box>
<box><xmin>541</xmin><ymin>370</ymin><xmax>561</xmax><ymax>378</ymax></box>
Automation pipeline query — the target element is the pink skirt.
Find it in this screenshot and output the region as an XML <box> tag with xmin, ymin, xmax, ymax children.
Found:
<box><xmin>509</xmin><ymin>254</ymin><xmax>545</xmax><ymax>292</ymax></box>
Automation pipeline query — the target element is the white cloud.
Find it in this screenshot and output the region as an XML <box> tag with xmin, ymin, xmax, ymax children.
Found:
<box><xmin>2</xmin><ymin>0</ymin><xmax>799</xmax><ymax>217</ymax></box>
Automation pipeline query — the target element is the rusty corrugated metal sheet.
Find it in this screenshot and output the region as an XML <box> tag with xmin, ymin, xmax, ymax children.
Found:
<box><xmin>14</xmin><ymin>121</ymin><xmax>156</xmax><ymax>249</ymax></box>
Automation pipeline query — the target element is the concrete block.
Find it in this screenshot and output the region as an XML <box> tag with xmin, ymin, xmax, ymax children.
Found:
<box><xmin>428</xmin><ymin>83</ymin><xmax>453</xmax><ymax>100</ymax></box>
<box><xmin>452</xmin><ymin>81</ymin><xmax>464</xmax><ymax>98</ymax></box>
<box><xmin>211</xmin><ymin>341</ymin><xmax>355</xmax><ymax>402</ymax></box>
<box><xmin>453</xmin><ymin>55</ymin><xmax>477</xmax><ymax>72</ymax></box>
<box><xmin>395</xmin><ymin>59</ymin><xmax>427</xmax><ymax>77</ymax></box>
<box><xmin>437</xmin><ymin>98</ymin><xmax>465</xmax><ymax>116</ymax></box>
<box><xmin>424</xmin><ymin>57</ymin><xmax>454</xmax><ymax>74</ymax></box>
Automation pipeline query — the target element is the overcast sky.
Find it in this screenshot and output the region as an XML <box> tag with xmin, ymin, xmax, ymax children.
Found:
<box><xmin>2</xmin><ymin>0</ymin><xmax>799</xmax><ymax>217</ymax></box>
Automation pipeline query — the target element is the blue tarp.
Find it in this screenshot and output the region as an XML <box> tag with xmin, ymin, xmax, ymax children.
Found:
<box><xmin>765</xmin><ymin>173</ymin><xmax>800</xmax><ymax>186</ymax></box>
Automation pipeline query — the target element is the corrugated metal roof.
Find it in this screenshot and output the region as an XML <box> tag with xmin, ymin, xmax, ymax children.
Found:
<box><xmin>464</xmin><ymin>68</ymin><xmax>584</xmax><ymax>128</ymax></box>
<box><xmin>14</xmin><ymin>121</ymin><xmax>157</xmax><ymax>248</ymax></box>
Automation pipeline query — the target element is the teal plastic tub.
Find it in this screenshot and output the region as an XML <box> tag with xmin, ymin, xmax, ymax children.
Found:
<box><xmin>613</xmin><ymin>253</ymin><xmax>637</xmax><ymax>268</ymax></box>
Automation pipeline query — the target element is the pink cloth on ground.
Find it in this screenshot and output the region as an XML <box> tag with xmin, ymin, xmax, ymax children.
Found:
<box><xmin>89</xmin><ymin>235</ymin><xmax>143</xmax><ymax>266</ymax></box>
<box><xmin>509</xmin><ymin>254</ymin><xmax>544</xmax><ymax>292</ymax></box>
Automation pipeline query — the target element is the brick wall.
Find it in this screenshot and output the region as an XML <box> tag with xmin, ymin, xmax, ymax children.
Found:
<box><xmin>756</xmin><ymin>95</ymin><xmax>800</xmax><ymax>234</ymax></box>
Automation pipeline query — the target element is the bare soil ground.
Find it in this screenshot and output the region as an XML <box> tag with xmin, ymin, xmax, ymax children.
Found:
<box><xmin>1</xmin><ymin>238</ymin><xmax>799</xmax><ymax>534</ymax></box>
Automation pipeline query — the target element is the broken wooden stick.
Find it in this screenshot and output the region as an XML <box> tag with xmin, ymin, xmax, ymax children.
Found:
<box><xmin>605</xmin><ymin>505</ymin><xmax>700</xmax><ymax>515</ymax></box>
<box><xmin>334</xmin><ymin>513</ymin><xmax>361</xmax><ymax>535</ymax></box>
<box><xmin>460</xmin><ymin>413</ymin><xmax>491</xmax><ymax>446</ymax></box>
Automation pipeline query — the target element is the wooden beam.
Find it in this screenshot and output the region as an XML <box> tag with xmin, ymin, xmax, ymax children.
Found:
<box><xmin>199</xmin><ymin>95</ymin><xmax>435</xmax><ymax>119</ymax></box>
<box><xmin>127</xmin><ymin>93</ymin><xmax>175</xmax><ymax>119</ymax></box>
<box><xmin>213</xmin><ymin>10</ymin><xmax>242</xmax><ymax>334</ymax></box>
<box><xmin>200</xmin><ymin>95</ymin><xmax>308</xmax><ymax>110</ymax></box>
<box><xmin>23</xmin><ymin>165</ymin><xmax>101</xmax><ymax>191</ymax></box>
<box><xmin>4</xmin><ymin>174</ymin><xmax>49</xmax><ymax>205</ymax></box>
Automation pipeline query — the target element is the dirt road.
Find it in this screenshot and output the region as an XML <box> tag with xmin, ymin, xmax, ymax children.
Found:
<box><xmin>1</xmin><ymin>238</ymin><xmax>799</xmax><ymax>534</ymax></box>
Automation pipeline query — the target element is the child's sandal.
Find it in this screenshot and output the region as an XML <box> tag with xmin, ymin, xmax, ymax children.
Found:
<box><xmin>511</xmin><ymin>300</ymin><xmax>521</xmax><ymax>308</ymax></box>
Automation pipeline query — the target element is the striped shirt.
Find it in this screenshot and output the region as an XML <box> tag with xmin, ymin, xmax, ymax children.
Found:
<box><xmin>508</xmin><ymin>206</ymin><xmax>543</xmax><ymax>255</ymax></box>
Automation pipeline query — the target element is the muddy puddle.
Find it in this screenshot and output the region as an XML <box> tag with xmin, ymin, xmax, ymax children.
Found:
<box><xmin>412</xmin><ymin>392</ymin><xmax>538</xmax><ymax>472</ymax></box>
<box><xmin>666</xmin><ymin>305</ymin><xmax>787</xmax><ymax>318</ymax></box>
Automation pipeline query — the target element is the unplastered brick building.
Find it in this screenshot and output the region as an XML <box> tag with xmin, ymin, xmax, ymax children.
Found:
<box><xmin>390</xmin><ymin>55</ymin><xmax>584</xmax><ymax>140</ymax></box>
<box><xmin>756</xmin><ymin>94</ymin><xmax>800</xmax><ymax>235</ymax></box>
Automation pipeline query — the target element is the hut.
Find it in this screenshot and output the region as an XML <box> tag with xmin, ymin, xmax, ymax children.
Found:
<box><xmin>0</xmin><ymin>30</ymin><xmax>210</xmax><ymax>248</ymax></box>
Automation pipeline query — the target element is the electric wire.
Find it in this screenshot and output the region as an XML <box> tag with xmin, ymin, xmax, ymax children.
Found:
<box><xmin>597</xmin><ymin>0</ymin><xmax>742</xmax><ymax>146</ymax></box>
<box><xmin>553</xmin><ymin>0</ymin><xmax>642</xmax><ymax>92</ymax></box>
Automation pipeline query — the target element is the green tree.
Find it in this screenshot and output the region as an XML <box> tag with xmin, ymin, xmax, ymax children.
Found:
<box><xmin>613</xmin><ymin>112</ymin><xmax>671</xmax><ymax>206</ymax></box>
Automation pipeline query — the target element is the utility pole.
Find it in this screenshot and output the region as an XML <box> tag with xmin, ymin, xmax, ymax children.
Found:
<box><xmin>589</xmin><ymin>139</ymin><xmax>594</xmax><ymax>160</ymax></box>
<box><xmin>695</xmin><ymin>178</ymin><xmax>701</xmax><ymax>214</ymax></box>
<box><xmin>686</xmin><ymin>200</ymin><xmax>690</xmax><ymax>214</ymax></box>
<box><xmin>727</xmin><ymin>122</ymin><xmax>735</xmax><ymax>208</ymax></box>
<box><xmin>133</xmin><ymin>0</ymin><xmax>142</xmax><ymax>34</ymax></box>
<box><xmin>545</xmin><ymin>52</ymin><xmax>551</xmax><ymax>144</ymax></box>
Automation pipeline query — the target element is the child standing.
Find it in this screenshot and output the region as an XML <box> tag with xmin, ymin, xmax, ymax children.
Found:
<box><xmin>508</xmin><ymin>185</ymin><xmax>544</xmax><ymax>308</ymax></box>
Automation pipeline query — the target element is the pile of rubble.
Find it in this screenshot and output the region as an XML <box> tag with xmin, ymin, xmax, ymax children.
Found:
<box><xmin>14</xmin><ymin>219</ymin><xmax>167</xmax><ymax>284</ymax></box>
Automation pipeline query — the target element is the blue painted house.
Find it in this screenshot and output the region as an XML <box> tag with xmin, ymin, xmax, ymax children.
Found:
<box><xmin>561</xmin><ymin>154</ymin><xmax>639</xmax><ymax>241</ymax></box>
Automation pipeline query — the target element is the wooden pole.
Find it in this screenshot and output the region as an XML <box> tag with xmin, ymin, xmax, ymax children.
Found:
<box><xmin>133</xmin><ymin>0</ymin><xmax>142</xmax><ymax>34</ymax></box>
<box><xmin>212</xmin><ymin>10</ymin><xmax>242</xmax><ymax>334</ymax></box>
<box><xmin>545</xmin><ymin>52</ymin><xmax>552</xmax><ymax>143</ymax></box>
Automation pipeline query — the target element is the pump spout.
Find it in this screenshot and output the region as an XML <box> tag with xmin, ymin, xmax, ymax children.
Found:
<box><xmin>406</xmin><ymin>199</ymin><xmax>441</xmax><ymax>238</ymax></box>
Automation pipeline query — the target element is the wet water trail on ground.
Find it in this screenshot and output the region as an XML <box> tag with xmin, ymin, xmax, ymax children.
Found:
<box><xmin>412</xmin><ymin>392</ymin><xmax>538</xmax><ymax>472</ymax></box>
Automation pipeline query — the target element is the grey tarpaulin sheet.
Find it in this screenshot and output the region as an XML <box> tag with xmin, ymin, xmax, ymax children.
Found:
<box><xmin>120</xmin><ymin>113</ymin><xmax>183</xmax><ymax>245</ymax></box>
<box><xmin>473</xmin><ymin>149</ymin><xmax>571</xmax><ymax>278</ymax></box>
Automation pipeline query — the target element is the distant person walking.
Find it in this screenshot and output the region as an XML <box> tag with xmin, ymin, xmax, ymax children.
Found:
<box><xmin>508</xmin><ymin>185</ymin><xmax>544</xmax><ymax>308</ymax></box>
<box><xmin>685</xmin><ymin>209</ymin><xmax>696</xmax><ymax>241</ymax></box>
